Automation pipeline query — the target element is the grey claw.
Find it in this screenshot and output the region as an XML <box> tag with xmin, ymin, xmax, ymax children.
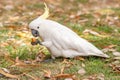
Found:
<box><xmin>31</xmin><ymin>39</ymin><xmax>42</xmax><ymax>45</ymax></box>
<box><xmin>37</xmin><ymin>40</ymin><xmax>42</xmax><ymax>45</ymax></box>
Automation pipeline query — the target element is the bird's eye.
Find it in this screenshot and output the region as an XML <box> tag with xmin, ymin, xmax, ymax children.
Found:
<box><xmin>37</xmin><ymin>26</ymin><xmax>39</xmax><ymax>29</ymax></box>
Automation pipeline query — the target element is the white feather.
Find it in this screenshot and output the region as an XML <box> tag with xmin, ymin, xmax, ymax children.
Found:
<box><xmin>29</xmin><ymin>19</ymin><xmax>109</xmax><ymax>59</ymax></box>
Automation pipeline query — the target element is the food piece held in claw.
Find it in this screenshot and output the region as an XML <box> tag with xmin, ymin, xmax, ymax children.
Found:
<box><xmin>31</xmin><ymin>38</ymin><xmax>41</xmax><ymax>45</ymax></box>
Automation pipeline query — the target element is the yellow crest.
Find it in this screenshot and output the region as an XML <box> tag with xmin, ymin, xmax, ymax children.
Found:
<box><xmin>39</xmin><ymin>3</ymin><xmax>49</xmax><ymax>19</ymax></box>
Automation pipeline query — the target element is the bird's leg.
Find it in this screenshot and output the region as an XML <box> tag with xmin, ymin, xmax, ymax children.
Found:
<box><xmin>51</xmin><ymin>55</ymin><xmax>56</xmax><ymax>59</ymax></box>
<box><xmin>42</xmin><ymin>55</ymin><xmax>55</xmax><ymax>63</ymax></box>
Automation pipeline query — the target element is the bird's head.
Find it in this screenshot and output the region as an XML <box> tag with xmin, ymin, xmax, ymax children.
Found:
<box><xmin>29</xmin><ymin>3</ymin><xmax>49</xmax><ymax>37</ymax></box>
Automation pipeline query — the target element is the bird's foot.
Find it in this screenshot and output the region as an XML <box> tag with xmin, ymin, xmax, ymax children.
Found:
<box><xmin>31</xmin><ymin>38</ymin><xmax>42</xmax><ymax>45</ymax></box>
<box><xmin>41</xmin><ymin>55</ymin><xmax>55</xmax><ymax>62</ymax></box>
<box><xmin>43</xmin><ymin>59</ymin><xmax>54</xmax><ymax>62</ymax></box>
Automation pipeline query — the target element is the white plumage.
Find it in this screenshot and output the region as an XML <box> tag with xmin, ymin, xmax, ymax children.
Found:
<box><xmin>29</xmin><ymin>3</ymin><xmax>109</xmax><ymax>59</ymax></box>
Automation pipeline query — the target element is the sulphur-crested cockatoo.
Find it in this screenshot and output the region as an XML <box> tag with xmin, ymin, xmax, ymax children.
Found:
<box><xmin>29</xmin><ymin>3</ymin><xmax>109</xmax><ymax>59</ymax></box>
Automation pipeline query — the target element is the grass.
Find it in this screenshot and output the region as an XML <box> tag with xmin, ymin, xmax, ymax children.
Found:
<box><xmin>0</xmin><ymin>0</ymin><xmax>120</xmax><ymax>80</ymax></box>
<box><xmin>0</xmin><ymin>22</ymin><xmax>120</xmax><ymax>79</ymax></box>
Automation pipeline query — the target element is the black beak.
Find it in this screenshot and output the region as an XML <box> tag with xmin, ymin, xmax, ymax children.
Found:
<box><xmin>31</xmin><ymin>29</ymin><xmax>39</xmax><ymax>37</ymax></box>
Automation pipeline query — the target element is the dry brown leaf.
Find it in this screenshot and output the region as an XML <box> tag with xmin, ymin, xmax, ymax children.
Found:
<box><xmin>112</xmin><ymin>61</ymin><xmax>120</xmax><ymax>65</ymax></box>
<box><xmin>113</xmin><ymin>57</ymin><xmax>120</xmax><ymax>60</ymax></box>
<box><xmin>82</xmin><ymin>79</ymin><xmax>89</xmax><ymax>80</ymax></box>
<box><xmin>0</xmin><ymin>69</ymin><xmax>18</xmax><ymax>79</ymax></box>
<box><xmin>78</xmin><ymin>67</ymin><xmax>86</xmax><ymax>75</ymax></box>
<box><xmin>109</xmin><ymin>64</ymin><xmax>120</xmax><ymax>73</ymax></box>
<box><xmin>9</xmin><ymin>16</ymin><xmax>20</xmax><ymax>22</ymax></box>
<box><xmin>113</xmin><ymin>52</ymin><xmax>120</xmax><ymax>57</ymax></box>
<box><xmin>83</xmin><ymin>29</ymin><xmax>105</xmax><ymax>37</ymax></box>
<box><xmin>104</xmin><ymin>45</ymin><xmax>117</xmax><ymax>49</ymax></box>
<box><xmin>2</xmin><ymin>68</ymin><xmax>10</xmax><ymax>73</ymax></box>
<box><xmin>78</xmin><ymin>19</ymin><xmax>88</xmax><ymax>23</ymax></box>
<box><xmin>69</xmin><ymin>14</ymin><xmax>80</xmax><ymax>20</ymax></box>
<box><xmin>23</xmin><ymin>73</ymin><xmax>40</xmax><ymax>80</ymax></box>
<box><xmin>102</xmin><ymin>48</ymin><xmax>116</xmax><ymax>53</ymax></box>
<box><xmin>94</xmin><ymin>9</ymin><xmax>115</xmax><ymax>15</ymax></box>
<box><xmin>65</xmin><ymin>78</ymin><xmax>73</xmax><ymax>80</ymax></box>
<box><xmin>0</xmin><ymin>42</ymin><xmax>9</xmax><ymax>47</ymax></box>
<box><xmin>60</xmin><ymin>66</ymin><xmax>65</xmax><ymax>74</ymax></box>
<box><xmin>5</xmin><ymin>25</ymin><xmax>17</xmax><ymax>30</ymax></box>
<box><xmin>74</xmin><ymin>56</ymin><xmax>85</xmax><ymax>61</ymax></box>
<box><xmin>4</xmin><ymin>54</ymin><xmax>15</xmax><ymax>64</ymax></box>
<box><xmin>83</xmin><ymin>73</ymin><xmax>104</xmax><ymax>80</ymax></box>
<box><xmin>62</xmin><ymin>59</ymin><xmax>74</xmax><ymax>65</ymax></box>
<box><xmin>0</xmin><ymin>22</ymin><xmax>3</xmax><ymax>27</ymax></box>
<box><xmin>43</xmin><ymin>70</ymin><xmax>51</xmax><ymax>79</ymax></box>
<box><xmin>33</xmin><ymin>51</ymin><xmax>46</xmax><ymax>62</ymax></box>
<box><xmin>12</xmin><ymin>57</ymin><xmax>40</xmax><ymax>68</ymax></box>
<box><xmin>16</xmin><ymin>31</ymin><xmax>32</xmax><ymax>39</ymax></box>
<box><xmin>54</xmin><ymin>74</ymin><xmax>75</xmax><ymax>79</ymax></box>
<box><xmin>102</xmin><ymin>45</ymin><xmax>117</xmax><ymax>52</ymax></box>
<box><xmin>4</xmin><ymin>5</ymin><xmax>14</xmax><ymax>10</ymax></box>
<box><xmin>81</xmin><ymin>63</ymin><xmax>86</xmax><ymax>67</ymax></box>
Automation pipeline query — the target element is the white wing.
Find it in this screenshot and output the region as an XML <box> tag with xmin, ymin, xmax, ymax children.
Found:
<box><xmin>45</xmin><ymin>20</ymin><xmax>109</xmax><ymax>58</ymax></box>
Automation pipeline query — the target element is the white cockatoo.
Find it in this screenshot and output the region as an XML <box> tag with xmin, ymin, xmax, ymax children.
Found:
<box><xmin>29</xmin><ymin>3</ymin><xmax>109</xmax><ymax>59</ymax></box>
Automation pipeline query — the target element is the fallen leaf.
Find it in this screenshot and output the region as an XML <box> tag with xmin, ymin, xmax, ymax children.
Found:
<box><xmin>4</xmin><ymin>54</ymin><xmax>15</xmax><ymax>64</ymax></box>
<box><xmin>97</xmin><ymin>73</ymin><xmax>105</xmax><ymax>80</ymax></box>
<box><xmin>0</xmin><ymin>69</ymin><xmax>18</xmax><ymax>79</ymax></box>
<box><xmin>82</xmin><ymin>78</ymin><xmax>90</xmax><ymax>80</ymax></box>
<box><xmin>62</xmin><ymin>59</ymin><xmax>74</xmax><ymax>65</ymax></box>
<box><xmin>104</xmin><ymin>45</ymin><xmax>117</xmax><ymax>49</ymax></box>
<box><xmin>12</xmin><ymin>57</ymin><xmax>40</xmax><ymax>68</ymax></box>
<box><xmin>60</xmin><ymin>66</ymin><xmax>65</xmax><ymax>74</ymax></box>
<box><xmin>43</xmin><ymin>70</ymin><xmax>51</xmax><ymax>79</ymax></box>
<box><xmin>74</xmin><ymin>57</ymin><xmax>85</xmax><ymax>61</ymax></box>
<box><xmin>4</xmin><ymin>5</ymin><xmax>14</xmax><ymax>10</ymax></box>
<box><xmin>34</xmin><ymin>51</ymin><xmax>46</xmax><ymax>62</ymax></box>
<box><xmin>109</xmin><ymin>64</ymin><xmax>120</xmax><ymax>73</ymax></box>
<box><xmin>0</xmin><ymin>41</ymin><xmax>9</xmax><ymax>47</ymax></box>
<box><xmin>81</xmin><ymin>63</ymin><xmax>85</xmax><ymax>67</ymax></box>
<box><xmin>16</xmin><ymin>31</ymin><xmax>32</xmax><ymax>39</ymax></box>
<box><xmin>69</xmin><ymin>13</ymin><xmax>80</xmax><ymax>19</ymax></box>
<box><xmin>113</xmin><ymin>52</ymin><xmax>120</xmax><ymax>57</ymax></box>
<box><xmin>23</xmin><ymin>73</ymin><xmax>40</xmax><ymax>80</ymax></box>
<box><xmin>83</xmin><ymin>29</ymin><xmax>105</xmax><ymax>37</ymax></box>
<box><xmin>78</xmin><ymin>67</ymin><xmax>86</xmax><ymax>75</ymax></box>
<box><xmin>78</xmin><ymin>19</ymin><xmax>88</xmax><ymax>23</ymax></box>
<box><xmin>112</xmin><ymin>61</ymin><xmax>120</xmax><ymax>65</ymax></box>
<box><xmin>94</xmin><ymin>8</ymin><xmax>115</xmax><ymax>15</ymax></box>
<box><xmin>113</xmin><ymin>57</ymin><xmax>120</xmax><ymax>60</ymax></box>
<box><xmin>2</xmin><ymin>68</ymin><xmax>10</xmax><ymax>73</ymax></box>
<box><xmin>0</xmin><ymin>22</ymin><xmax>3</xmax><ymax>27</ymax></box>
<box><xmin>102</xmin><ymin>45</ymin><xmax>116</xmax><ymax>53</ymax></box>
<box><xmin>83</xmin><ymin>73</ymin><xmax>104</xmax><ymax>80</ymax></box>
<box><xmin>9</xmin><ymin>16</ymin><xmax>20</xmax><ymax>22</ymax></box>
<box><xmin>65</xmin><ymin>78</ymin><xmax>73</xmax><ymax>80</ymax></box>
<box><xmin>54</xmin><ymin>74</ymin><xmax>75</xmax><ymax>79</ymax></box>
